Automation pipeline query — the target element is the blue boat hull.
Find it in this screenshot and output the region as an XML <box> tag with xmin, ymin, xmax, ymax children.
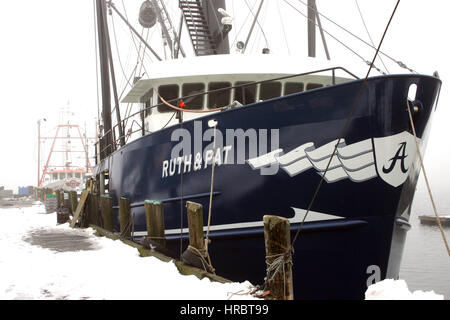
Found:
<box><xmin>94</xmin><ymin>74</ymin><xmax>441</xmax><ymax>299</ymax></box>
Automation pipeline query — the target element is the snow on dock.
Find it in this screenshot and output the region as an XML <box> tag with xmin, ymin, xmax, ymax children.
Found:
<box><xmin>0</xmin><ymin>204</ymin><xmax>257</xmax><ymax>300</ymax></box>
<box><xmin>0</xmin><ymin>203</ymin><xmax>444</xmax><ymax>300</ymax></box>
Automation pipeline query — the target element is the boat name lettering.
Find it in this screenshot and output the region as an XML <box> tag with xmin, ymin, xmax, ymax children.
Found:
<box><xmin>162</xmin><ymin>146</ymin><xmax>232</xmax><ymax>178</ymax></box>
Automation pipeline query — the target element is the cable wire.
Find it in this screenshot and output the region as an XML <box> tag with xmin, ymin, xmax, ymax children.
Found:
<box><xmin>291</xmin><ymin>0</ymin><xmax>401</xmax><ymax>247</ymax></box>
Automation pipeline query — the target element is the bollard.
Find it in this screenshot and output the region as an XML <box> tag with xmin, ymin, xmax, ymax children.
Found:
<box><xmin>119</xmin><ymin>197</ymin><xmax>131</xmax><ymax>238</ymax></box>
<box><xmin>144</xmin><ymin>200</ymin><xmax>166</xmax><ymax>247</ymax></box>
<box><xmin>263</xmin><ymin>215</ymin><xmax>294</xmax><ymax>300</ymax></box>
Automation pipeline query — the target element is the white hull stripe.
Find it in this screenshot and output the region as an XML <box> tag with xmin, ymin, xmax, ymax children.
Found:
<box><xmin>133</xmin><ymin>208</ymin><xmax>345</xmax><ymax>237</ymax></box>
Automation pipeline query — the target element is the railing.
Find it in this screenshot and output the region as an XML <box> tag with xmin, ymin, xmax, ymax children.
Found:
<box><xmin>95</xmin><ymin>66</ymin><xmax>359</xmax><ymax>164</ymax></box>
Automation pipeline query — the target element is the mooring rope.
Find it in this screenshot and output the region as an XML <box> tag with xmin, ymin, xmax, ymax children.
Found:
<box><xmin>406</xmin><ymin>99</ymin><xmax>450</xmax><ymax>257</ymax></box>
<box><xmin>265</xmin><ymin>250</ymin><xmax>293</xmax><ymax>298</ymax></box>
<box><xmin>203</xmin><ymin>120</ymin><xmax>218</xmax><ymax>274</ymax></box>
<box><xmin>187</xmin><ymin>245</ymin><xmax>215</xmax><ymax>274</ymax></box>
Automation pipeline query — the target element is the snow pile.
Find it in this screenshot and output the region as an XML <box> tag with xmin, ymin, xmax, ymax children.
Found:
<box><xmin>365</xmin><ymin>279</ymin><xmax>444</xmax><ymax>300</ymax></box>
<box><xmin>0</xmin><ymin>204</ymin><xmax>258</xmax><ymax>300</ymax></box>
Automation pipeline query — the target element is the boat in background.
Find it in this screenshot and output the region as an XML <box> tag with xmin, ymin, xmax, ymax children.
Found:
<box><xmin>37</xmin><ymin>119</ymin><xmax>94</xmax><ymax>193</ymax></box>
<box><xmin>88</xmin><ymin>0</ymin><xmax>442</xmax><ymax>299</ymax></box>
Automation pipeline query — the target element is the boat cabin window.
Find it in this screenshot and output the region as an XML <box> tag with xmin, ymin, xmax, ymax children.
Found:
<box><xmin>306</xmin><ymin>83</ymin><xmax>323</xmax><ymax>90</ymax></box>
<box><xmin>207</xmin><ymin>82</ymin><xmax>231</xmax><ymax>109</ymax></box>
<box><xmin>67</xmin><ymin>173</ymin><xmax>73</xmax><ymax>179</ymax></box>
<box><xmin>260</xmin><ymin>81</ymin><xmax>282</xmax><ymax>100</ymax></box>
<box><xmin>158</xmin><ymin>84</ymin><xmax>179</xmax><ymax>113</ymax></box>
<box><xmin>182</xmin><ymin>83</ymin><xmax>205</xmax><ymax>109</ymax></box>
<box><xmin>52</xmin><ymin>173</ymin><xmax>58</xmax><ymax>180</ymax></box>
<box><xmin>235</xmin><ymin>81</ymin><xmax>256</xmax><ymax>105</ymax></box>
<box><xmin>75</xmin><ymin>172</ymin><xmax>81</xmax><ymax>179</ymax></box>
<box><xmin>59</xmin><ymin>173</ymin><xmax>66</xmax><ymax>180</ymax></box>
<box><xmin>285</xmin><ymin>82</ymin><xmax>304</xmax><ymax>95</ymax></box>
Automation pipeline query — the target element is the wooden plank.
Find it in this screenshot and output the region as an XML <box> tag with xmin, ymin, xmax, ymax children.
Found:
<box><xmin>69</xmin><ymin>190</ymin><xmax>90</xmax><ymax>228</ymax></box>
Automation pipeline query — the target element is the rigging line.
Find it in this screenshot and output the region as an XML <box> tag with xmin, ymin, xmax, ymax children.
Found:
<box><xmin>355</xmin><ymin>0</ymin><xmax>389</xmax><ymax>74</ymax></box>
<box><xmin>92</xmin><ymin>0</ymin><xmax>101</xmax><ymax>128</ymax></box>
<box><xmin>257</xmin><ymin>0</ymin><xmax>270</xmax><ymax>51</ymax></box>
<box><xmin>179</xmin><ymin>114</ymin><xmax>185</xmax><ymax>261</ymax></box>
<box><xmin>277</xmin><ymin>0</ymin><xmax>291</xmax><ymax>55</ymax></box>
<box><xmin>283</xmin><ymin>0</ymin><xmax>383</xmax><ymax>73</ymax></box>
<box><xmin>115</xmin><ymin>28</ymin><xmax>147</xmax><ymax>125</ymax></box>
<box><xmin>114</xmin><ymin>0</ymin><xmax>160</xmax><ymax>64</ymax></box>
<box><xmin>137</xmin><ymin>28</ymin><xmax>150</xmax><ymax>78</ymax></box>
<box><xmin>122</xmin><ymin>28</ymin><xmax>151</xmax><ymax>131</ymax></box>
<box><xmin>161</xmin><ymin>111</ymin><xmax>177</xmax><ymax>130</ymax></box>
<box><xmin>110</xmin><ymin>13</ymin><xmax>133</xmax><ymax>90</ymax></box>
<box><xmin>297</xmin><ymin>0</ymin><xmax>415</xmax><ymax>73</ymax></box>
<box><xmin>121</xmin><ymin>0</ymin><xmax>154</xmax><ymax>66</ymax></box>
<box><xmin>291</xmin><ymin>0</ymin><xmax>401</xmax><ymax>247</ymax></box>
<box><xmin>230</xmin><ymin>1</ymin><xmax>254</xmax><ymax>49</ymax></box>
<box><xmin>243</xmin><ymin>0</ymin><xmax>269</xmax><ymax>51</ymax></box>
<box><xmin>406</xmin><ymin>99</ymin><xmax>450</xmax><ymax>257</ymax></box>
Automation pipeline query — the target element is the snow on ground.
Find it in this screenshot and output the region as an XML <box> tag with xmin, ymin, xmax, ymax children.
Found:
<box><xmin>0</xmin><ymin>204</ymin><xmax>258</xmax><ymax>300</ymax></box>
<box><xmin>365</xmin><ymin>279</ymin><xmax>444</xmax><ymax>300</ymax></box>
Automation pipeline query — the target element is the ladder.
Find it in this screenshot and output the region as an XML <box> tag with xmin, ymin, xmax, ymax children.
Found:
<box><xmin>179</xmin><ymin>0</ymin><xmax>217</xmax><ymax>56</ymax></box>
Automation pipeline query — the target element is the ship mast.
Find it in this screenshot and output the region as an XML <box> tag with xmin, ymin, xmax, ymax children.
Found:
<box><xmin>95</xmin><ymin>0</ymin><xmax>113</xmax><ymax>159</ymax></box>
<box><xmin>307</xmin><ymin>0</ymin><xmax>330</xmax><ymax>60</ymax></box>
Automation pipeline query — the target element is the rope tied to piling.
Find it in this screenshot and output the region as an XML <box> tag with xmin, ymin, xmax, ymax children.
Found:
<box><xmin>265</xmin><ymin>247</ymin><xmax>294</xmax><ymax>297</ymax></box>
<box><xmin>266</xmin><ymin>251</ymin><xmax>293</xmax><ymax>283</ymax></box>
<box><xmin>186</xmin><ymin>245</ymin><xmax>216</xmax><ymax>274</ymax></box>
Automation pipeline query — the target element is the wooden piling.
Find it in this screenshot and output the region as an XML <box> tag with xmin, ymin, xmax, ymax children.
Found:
<box><xmin>144</xmin><ymin>200</ymin><xmax>166</xmax><ymax>247</ymax></box>
<box><xmin>186</xmin><ymin>201</ymin><xmax>205</xmax><ymax>251</ymax></box>
<box><xmin>55</xmin><ymin>190</ymin><xmax>62</xmax><ymax>209</ymax></box>
<box><xmin>63</xmin><ymin>192</ymin><xmax>71</xmax><ymax>213</ymax></box>
<box><xmin>181</xmin><ymin>201</ymin><xmax>215</xmax><ymax>273</ymax></box>
<box><xmin>69</xmin><ymin>191</ymin><xmax>78</xmax><ymax>216</ymax></box>
<box><xmin>86</xmin><ymin>193</ymin><xmax>100</xmax><ymax>226</ymax></box>
<box><xmin>263</xmin><ymin>215</ymin><xmax>294</xmax><ymax>300</ymax></box>
<box><xmin>119</xmin><ymin>197</ymin><xmax>131</xmax><ymax>238</ymax></box>
<box><xmin>100</xmin><ymin>195</ymin><xmax>114</xmax><ymax>232</ymax></box>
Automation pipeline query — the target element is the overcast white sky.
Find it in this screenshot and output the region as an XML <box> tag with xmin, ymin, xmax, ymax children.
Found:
<box><xmin>0</xmin><ymin>0</ymin><xmax>449</xmax><ymax>191</ymax></box>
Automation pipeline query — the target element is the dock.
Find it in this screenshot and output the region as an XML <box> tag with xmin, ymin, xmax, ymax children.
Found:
<box><xmin>419</xmin><ymin>215</ymin><xmax>450</xmax><ymax>227</ymax></box>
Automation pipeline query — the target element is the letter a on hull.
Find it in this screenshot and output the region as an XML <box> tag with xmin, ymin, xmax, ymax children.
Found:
<box><xmin>373</xmin><ymin>131</ymin><xmax>418</xmax><ymax>187</ymax></box>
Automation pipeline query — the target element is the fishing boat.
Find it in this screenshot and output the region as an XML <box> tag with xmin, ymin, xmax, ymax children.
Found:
<box><xmin>91</xmin><ymin>0</ymin><xmax>441</xmax><ymax>299</ymax></box>
<box><xmin>37</xmin><ymin>113</ymin><xmax>94</xmax><ymax>212</ymax></box>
